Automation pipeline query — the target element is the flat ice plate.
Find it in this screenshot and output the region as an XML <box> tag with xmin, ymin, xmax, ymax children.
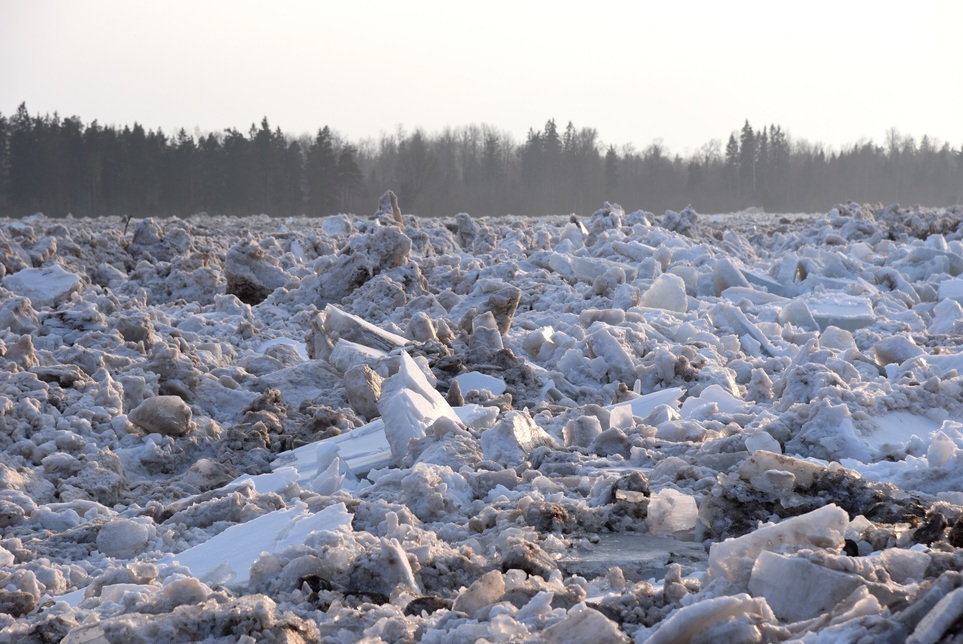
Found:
<box><xmin>559</xmin><ymin>532</ymin><xmax>707</xmax><ymax>581</ymax></box>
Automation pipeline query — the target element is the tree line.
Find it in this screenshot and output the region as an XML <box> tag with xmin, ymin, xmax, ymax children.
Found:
<box><xmin>0</xmin><ymin>102</ymin><xmax>961</xmax><ymax>219</ymax></box>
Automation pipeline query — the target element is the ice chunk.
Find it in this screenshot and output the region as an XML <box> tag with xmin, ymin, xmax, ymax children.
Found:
<box><xmin>480</xmin><ymin>410</ymin><xmax>558</xmax><ymax>464</ymax></box>
<box><xmin>639</xmin><ymin>273</ymin><xmax>687</xmax><ymax>313</ymax></box>
<box><xmin>927</xmin><ymin>431</ymin><xmax>958</xmax><ymax>468</ymax></box>
<box><xmin>258</xmin><ymin>337</ymin><xmax>308</xmax><ymax>361</ymax></box>
<box><xmin>313</xmin><ymin>303</ymin><xmax>408</xmax><ymax>358</ymax></box>
<box><xmin>128</xmin><ymin>396</ymin><xmax>195</xmax><ymax>437</ymax></box>
<box><xmin>646</xmin><ymin>488</ymin><xmax>698</xmax><ymax>538</ymax></box>
<box><xmin>228</xmin><ymin>467</ymin><xmax>300</xmax><ymax>496</ymax></box>
<box><xmin>453</xmin><ymin>371</ymin><xmax>507</xmax><ymax>396</ymax></box>
<box><xmin>742</xmin><ymin>268</ymin><xmax>792</xmax><ymax>297</ymax></box>
<box><xmin>908</xmin><ymin>587</ymin><xmax>963</xmax><ymax>644</ymax></box>
<box><xmin>744</xmin><ymin>432</ymin><xmax>781</xmax><ymax>454</ymax></box>
<box><xmin>662</xmin><ymin>206</ymin><xmax>698</xmax><ymax>236</ymax></box>
<box><xmin>708</xmin><ymin>504</ymin><xmax>849</xmax><ymax>582</ymax></box>
<box><xmin>96</xmin><ymin>519</ymin><xmax>152</xmax><ymax>558</ymax></box>
<box><xmin>2</xmin><ymin>265</ymin><xmax>82</xmax><ymax>308</ymax></box>
<box><xmin>709</xmin><ymin>302</ymin><xmax>787</xmax><ymax>357</ymax></box>
<box><xmin>223</xmin><ymin>240</ymin><xmax>290</xmax><ymax>305</ymax></box>
<box><xmin>608</xmin><ymin>404</ymin><xmax>634</xmax><ymax>430</ymax></box>
<box><xmin>680</xmin><ymin>384</ymin><xmax>745</xmax><ymax>419</ymax></box>
<box><xmin>748</xmin><ymin>551</ymin><xmax>863</xmax><ymax>622</ymax></box>
<box><xmin>542</xmin><ymin>604</ymin><xmax>628</xmax><ymax>644</ymax></box>
<box><xmin>874</xmin><ymin>335</ymin><xmax>924</xmax><ymax>366</ymax></box>
<box><xmin>807</xmin><ymin>295</ymin><xmax>875</xmax><ymax>331</ymax></box>
<box><xmin>607</xmin><ymin>387</ymin><xmax>684</xmax><ymax>419</ymax></box>
<box><xmin>454</xmin><ymin>403</ymin><xmax>499</xmax><ymax>432</ymax></box>
<box><xmin>930</xmin><ymin>298</ymin><xmax>963</xmax><ymax>335</ymax></box>
<box><xmin>880</xmin><ymin>548</ymin><xmax>931</xmax><ymax>584</ymax></box>
<box><xmin>737</xmin><ymin>450</ymin><xmax>825</xmax><ymax>488</ymax></box>
<box><xmin>722</xmin><ymin>286</ymin><xmax>787</xmax><ymax>305</ymax></box>
<box><xmin>379</xmin><ymin>537</ymin><xmax>419</xmax><ymax>592</ymax></box>
<box><xmin>819</xmin><ymin>325</ymin><xmax>857</xmax><ymax>351</ymax></box>
<box><xmin>452</xmin><ymin>569</ymin><xmax>505</xmax><ymax>617</ymax></box>
<box><xmin>344</xmin><ymin>364</ymin><xmax>384</xmax><ymax>419</ymax></box>
<box><xmin>563</xmin><ymin>416</ymin><xmax>603</xmax><ymax>448</ymax></box>
<box><xmin>773</xmin><ymin>252</ymin><xmax>801</xmax><ymax>287</ymax></box>
<box><xmin>276</xmin><ymin>419</ymin><xmax>392</xmax><ymax>479</ymax></box>
<box><xmin>379</xmin><ymin>352</ymin><xmax>460</xmax><ymax>462</ymax></box>
<box><xmin>329</xmin><ymin>338</ymin><xmax>390</xmax><ymax>374</ymax></box>
<box><xmin>712</xmin><ymin>258</ymin><xmax>752</xmax><ymax>295</ymax></box>
<box><xmin>939</xmin><ymin>278</ymin><xmax>963</xmax><ymax>303</ymax></box>
<box><xmin>641</xmin><ymin>594</ymin><xmax>771</xmax><ymax>644</ymax></box>
<box><xmin>487</xmin><ymin>284</ymin><xmax>522</xmax><ymax>334</ymax></box>
<box><xmin>570</xmin><ymin>255</ymin><xmax>636</xmax><ymax>283</ymax></box>
<box><xmin>469</xmin><ymin>311</ymin><xmax>504</xmax><ymax>360</ymax></box>
<box><xmin>584</xmin><ymin>326</ymin><xmax>636</xmax><ymax>383</ymax></box>
<box><xmin>0</xmin><ymin>297</ymin><xmax>39</xmax><ymax>334</ymax></box>
<box><xmin>314</xmin><ymin>225</ymin><xmax>411</xmax><ymax>304</ymax></box>
<box><xmin>778</xmin><ymin>298</ymin><xmax>819</xmax><ymax>331</ymax></box>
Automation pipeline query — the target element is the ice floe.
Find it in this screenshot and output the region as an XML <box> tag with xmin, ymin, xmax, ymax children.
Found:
<box><xmin>3</xmin><ymin>202</ymin><xmax>963</xmax><ymax>642</ymax></box>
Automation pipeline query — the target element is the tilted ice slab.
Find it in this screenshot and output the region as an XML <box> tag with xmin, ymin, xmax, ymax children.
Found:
<box><xmin>60</xmin><ymin>502</ymin><xmax>353</xmax><ymax>605</ymax></box>
<box><xmin>159</xmin><ymin>501</ymin><xmax>352</xmax><ymax>589</ymax></box>
<box><xmin>842</xmin><ymin>413</ymin><xmax>963</xmax><ymax>497</ymax></box>
<box><xmin>857</xmin><ymin>411</ymin><xmax>943</xmax><ymax>456</ymax></box>
<box><xmin>453</xmin><ymin>371</ymin><xmax>507</xmax><ymax>396</ymax></box>
<box><xmin>606</xmin><ymin>386</ymin><xmax>684</xmax><ymax>427</ymax></box>
<box><xmin>379</xmin><ymin>352</ymin><xmax>462</xmax><ymax>462</ymax></box>
<box><xmin>271</xmin><ymin>403</ymin><xmax>498</xmax><ymax>483</ymax></box>
<box><xmin>272</xmin><ymin>419</ymin><xmax>392</xmax><ymax>481</ymax></box>
<box><xmin>709</xmin><ymin>503</ymin><xmax>849</xmax><ymax>582</ymax></box>
<box><xmin>322</xmin><ymin>303</ymin><xmax>409</xmax><ymax>351</ymax></box>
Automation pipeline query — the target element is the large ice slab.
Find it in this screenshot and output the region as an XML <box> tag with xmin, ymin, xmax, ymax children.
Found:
<box><xmin>2</xmin><ymin>265</ymin><xmax>82</xmax><ymax>308</ymax></box>
<box><xmin>709</xmin><ymin>302</ymin><xmax>788</xmax><ymax>357</ymax></box>
<box><xmin>748</xmin><ymin>551</ymin><xmax>863</xmax><ymax>622</ymax></box>
<box><xmin>806</xmin><ymin>295</ymin><xmax>875</xmax><ymax>331</ymax></box>
<box><xmin>379</xmin><ymin>352</ymin><xmax>461</xmax><ymax>462</ymax></box>
<box><xmin>606</xmin><ymin>387</ymin><xmax>684</xmax><ymax>420</ymax></box>
<box><xmin>320</xmin><ymin>303</ymin><xmax>409</xmax><ymax>352</ymax></box>
<box><xmin>453</xmin><ymin>371</ymin><xmax>507</xmax><ymax>396</ymax></box>
<box><xmin>273</xmin><ymin>419</ymin><xmax>391</xmax><ymax>480</ymax></box>
<box><xmin>709</xmin><ymin>504</ymin><xmax>848</xmax><ymax>582</ymax></box>
<box><xmin>160</xmin><ymin>501</ymin><xmax>351</xmax><ymax>589</ymax></box>
<box><xmin>271</xmin><ymin>403</ymin><xmax>497</xmax><ymax>484</ymax></box>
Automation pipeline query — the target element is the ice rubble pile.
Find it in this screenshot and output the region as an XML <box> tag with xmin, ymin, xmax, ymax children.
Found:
<box><xmin>3</xmin><ymin>202</ymin><xmax>963</xmax><ymax>642</ymax></box>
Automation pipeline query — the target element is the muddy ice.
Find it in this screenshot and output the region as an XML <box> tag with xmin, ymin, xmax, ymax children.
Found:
<box><xmin>3</xmin><ymin>202</ymin><xmax>963</xmax><ymax>642</ymax></box>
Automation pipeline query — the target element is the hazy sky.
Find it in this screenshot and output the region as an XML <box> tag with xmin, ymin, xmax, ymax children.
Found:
<box><xmin>2</xmin><ymin>0</ymin><xmax>960</xmax><ymax>156</ymax></box>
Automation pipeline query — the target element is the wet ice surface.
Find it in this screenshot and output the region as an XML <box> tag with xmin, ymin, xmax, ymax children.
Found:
<box><xmin>4</xmin><ymin>203</ymin><xmax>963</xmax><ymax>642</ymax></box>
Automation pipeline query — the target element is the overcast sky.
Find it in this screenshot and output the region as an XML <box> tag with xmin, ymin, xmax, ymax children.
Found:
<box><xmin>2</xmin><ymin>0</ymin><xmax>960</xmax><ymax>156</ymax></box>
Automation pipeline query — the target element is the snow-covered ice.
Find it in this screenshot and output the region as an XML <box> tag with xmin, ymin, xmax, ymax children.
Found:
<box><xmin>4</xmin><ymin>202</ymin><xmax>963</xmax><ymax>642</ymax></box>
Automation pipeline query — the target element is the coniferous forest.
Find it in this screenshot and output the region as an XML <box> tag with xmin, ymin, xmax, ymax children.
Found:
<box><xmin>0</xmin><ymin>102</ymin><xmax>961</xmax><ymax>219</ymax></box>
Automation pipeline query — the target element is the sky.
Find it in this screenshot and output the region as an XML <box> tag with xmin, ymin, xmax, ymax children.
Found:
<box><xmin>1</xmin><ymin>0</ymin><xmax>960</xmax><ymax>157</ymax></box>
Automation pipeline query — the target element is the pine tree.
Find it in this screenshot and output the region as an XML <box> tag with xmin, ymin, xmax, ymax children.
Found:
<box><xmin>756</xmin><ymin>126</ymin><xmax>769</xmax><ymax>206</ymax></box>
<box><xmin>563</xmin><ymin>121</ymin><xmax>576</xmax><ymax>154</ymax></box>
<box><xmin>8</xmin><ymin>103</ymin><xmax>39</xmax><ymax>210</ymax></box>
<box><xmin>0</xmin><ymin>111</ymin><xmax>7</xmax><ymax>208</ymax></box>
<box><xmin>336</xmin><ymin>144</ymin><xmax>363</xmax><ymax>213</ymax></box>
<box><xmin>604</xmin><ymin>145</ymin><xmax>619</xmax><ymax>191</ymax></box>
<box><xmin>395</xmin><ymin>129</ymin><xmax>436</xmax><ymax>209</ymax></box>
<box><xmin>482</xmin><ymin>128</ymin><xmax>502</xmax><ymax>184</ymax></box>
<box><xmin>739</xmin><ymin>120</ymin><xmax>757</xmax><ymax>200</ymax></box>
<box><xmin>520</xmin><ymin>128</ymin><xmax>542</xmax><ymax>189</ymax></box>
<box><xmin>543</xmin><ymin>119</ymin><xmax>561</xmax><ymax>157</ymax></box>
<box><xmin>307</xmin><ymin>126</ymin><xmax>337</xmax><ymax>215</ymax></box>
